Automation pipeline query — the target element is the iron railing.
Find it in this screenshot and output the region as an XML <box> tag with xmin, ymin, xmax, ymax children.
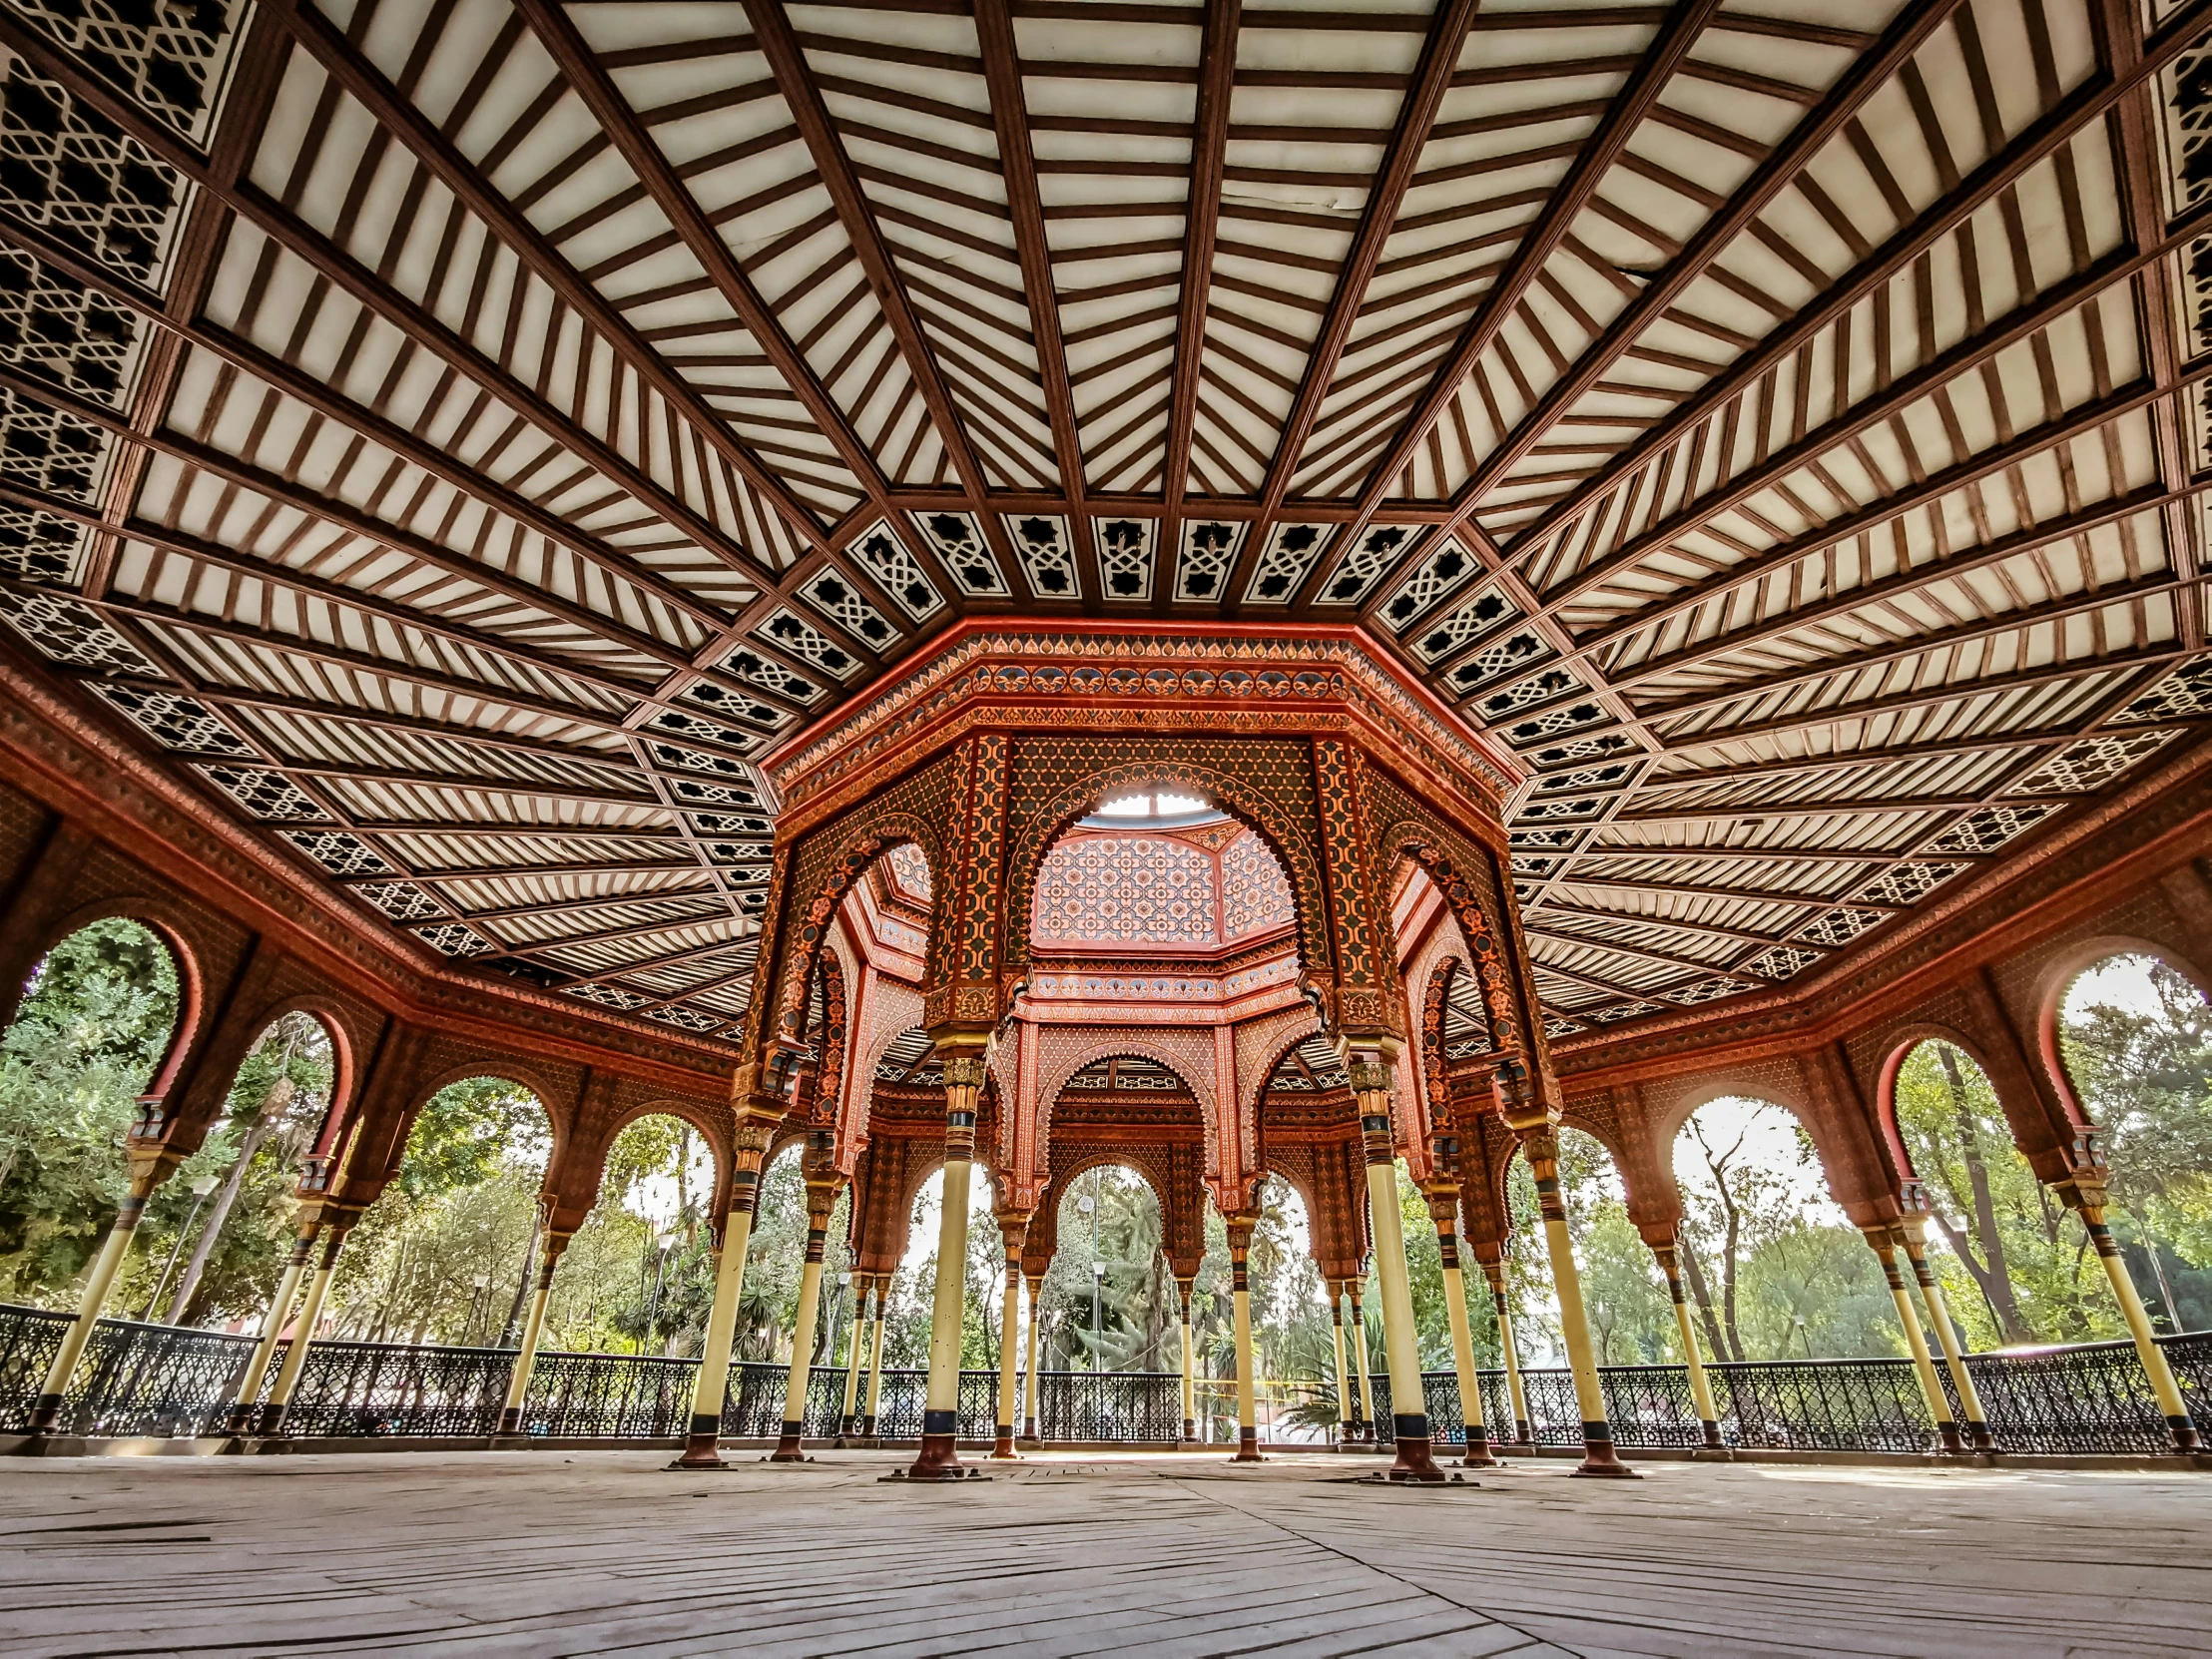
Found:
<box><xmin>6</xmin><ymin>1301</ymin><xmax>2210</xmax><ymax>1454</ymax></box>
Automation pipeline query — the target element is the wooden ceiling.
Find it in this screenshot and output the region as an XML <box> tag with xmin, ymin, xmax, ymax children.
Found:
<box><xmin>2</xmin><ymin>0</ymin><xmax>2210</xmax><ymax>1047</ymax></box>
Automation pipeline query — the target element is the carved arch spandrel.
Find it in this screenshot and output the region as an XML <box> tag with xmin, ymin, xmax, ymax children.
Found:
<box><xmin>1032</xmin><ymin>1026</ymin><xmax>1221</xmax><ymax>1180</ymax></box>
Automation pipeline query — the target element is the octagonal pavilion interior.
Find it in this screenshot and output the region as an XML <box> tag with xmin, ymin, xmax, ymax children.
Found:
<box><xmin>0</xmin><ymin>6</ymin><xmax>2211</xmax><ymax>1638</ymax></box>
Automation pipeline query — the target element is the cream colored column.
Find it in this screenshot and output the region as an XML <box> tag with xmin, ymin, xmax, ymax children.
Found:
<box><xmin>1226</xmin><ymin>1213</ymin><xmax>1262</xmax><ymax>1461</ymax></box>
<box><xmin>2073</xmin><ymin>1198</ymin><xmax>2202</xmax><ymax>1452</ymax></box>
<box><xmin>26</xmin><ymin>1156</ymin><xmax>172</xmax><ymax>1433</ymax></box>
<box><xmin>497</xmin><ymin>1231</ymin><xmax>569</xmax><ymax>1437</ymax></box>
<box><xmin>1650</xmin><ymin>1237</ymin><xmax>1724</xmax><ymax>1452</ymax></box>
<box><xmin>1326</xmin><ymin>1280</ymin><xmax>1352</xmax><ymax>1443</ymax></box>
<box><xmin>261</xmin><ymin>1222</ymin><xmax>352</xmax><ymax>1436</ymax></box>
<box><xmin>1349</xmin><ymin>1283</ymin><xmax>1377</xmax><ymax>1439</ymax></box>
<box><xmin>1505</xmin><ymin>1096</ymin><xmax>1636</xmax><ymax>1477</ymax></box>
<box><xmin>224</xmin><ymin>1220</ymin><xmax>318</xmax><ymax>1435</ymax></box>
<box><xmin>838</xmin><ymin>1278</ymin><xmax>867</xmax><ymax>1439</ymax></box>
<box><xmin>1480</xmin><ymin>1257</ymin><xmax>1531</xmax><ymax>1443</ymax></box>
<box><xmin>674</xmin><ymin>1117</ymin><xmax>772</xmax><ymax>1469</ymax></box>
<box><xmin>990</xmin><ymin>1214</ymin><xmax>1028</xmax><ymax>1458</ymax></box>
<box><xmin>1425</xmin><ymin>1190</ymin><xmax>1497</xmax><ymax>1467</ymax></box>
<box><xmin>772</xmin><ymin>1173</ymin><xmax>841</xmax><ymax>1460</ymax></box>
<box><xmin>910</xmin><ymin>1050</ymin><xmax>986</xmax><ymax>1479</ymax></box>
<box><xmin>1898</xmin><ymin>1216</ymin><xmax>1991</xmax><ymax>1452</ymax></box>
<box><xmin>1176</xmin><ymin>1276</ymin><xmax>1197</xmax><ymax>1444</ymax></box>
<box><xmin>1867</xmin><ymin>1225</ymin><xmax>1964</xmax><ymax>1454</ymax></box>
<box><xmin>862</xmin><ymin>1276</ymin><xmax>887</xmax><ymax>1438</ymax></box>
<box><xmin>1020</xmin><ymin>1271</ymin><xmax>1044</xmax><ymax>1443</ymax></box>
<box><xmin>1350</xmin><ymin>1054</ymin><xmax>1442</xmax><ymax>1481</ymax></box>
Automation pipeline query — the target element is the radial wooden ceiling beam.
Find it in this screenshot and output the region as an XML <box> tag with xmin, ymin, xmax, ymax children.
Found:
<box><xmin>738</xmin><ymin>0</ymin><xmax>1026</xmax><ymax>592</ymax></box>
<box><xmin>1332</xmin><ymin>0</ymin><xmax>1728</xmax><ymax>562</ymax></box>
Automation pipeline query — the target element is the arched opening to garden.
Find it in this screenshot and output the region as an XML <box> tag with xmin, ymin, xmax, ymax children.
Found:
<box><xmin>740</xmin><ymin>1136</ymin><xmax>853</xmax><ymax>1366</ymax></box>
<box><xmin>1669</xmin><ymin>1097</ymin><xmax>1889</xmax><ymax>1362</ymax></box>
<box><xmin>1498</xmin><ymin>1125</ymin><xmax>1662</xmax><ymax>1366</ymax></box>
<box><xmin>0</xmin><ymin>917</ymin><xmax>186</xmax><ymax>1310</ymax></box>
<box><xmin>549</xmin><ymin>1113</ymin><xmax>720</xmax><ymax>1359</ymax></box>
<box><xmin>1038</xmin><ymin>1160</ymin><xmax>1167</xmax><ymax>1374</ymax></box>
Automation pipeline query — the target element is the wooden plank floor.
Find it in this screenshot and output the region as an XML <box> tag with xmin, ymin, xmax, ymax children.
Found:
<box><xmin>0</xmin><ymin>1450</ymin><xmax>2205</xmax><ymax>1657</ymax></box>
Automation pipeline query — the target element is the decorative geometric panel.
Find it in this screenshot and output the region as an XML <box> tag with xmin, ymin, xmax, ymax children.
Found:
<box><xmin>413</xmin><ymin>921</ymin><xmax>491</xmax><ymax>956</ymax></box>
<box><xmin>1527</xmin><ymin>731</ymin><xmax>1639</xmax><ymax>768</ymax></box>
<box><xmin>1509</xmin><ymin>826</ymin><xmax>1580</xmax><ymax>850</ymax></box>
<box><xmin>2112</xmin><ymin>656</ymin><xmax>2212</xmax><ymax>723</ymax></box>
<box><xmin>0</xmin><ymin>246</ymin><xmax>141</xmax><ymax>406</ymax></box>
<box><xmin>647</xmin><ymin>1004</ymin><xmax>723</xmax><ymax>1032</ymax></box>
<box><xmin>89</xmin><ymin>682</ymin><xmax>249</xmax><ymax>754</ymax></box>
<box><xmin>718</xmin><ymin>644</ymin><xmax>823</xmax><ymax>704</ymax></box>
<box><xmin>1740</xmin><ymin>944</ymin><xmax>1822</xmax><ymax>980</ymax></box>
<box><xmin>1586</xmin><ymin>1000</ymin><xmax>1657</xmax><ymax>1023</ymax></box>
<box><xmin>1034</xmin><ymin>832</ymin><xmax>1217</xmax><ymax>947</ymax></box>
<box><xmin>1667</xmin><ymin>977</ymin><xmax>1750</xmax><ymax>1005</ymax></box>
<box><xmin>193</xmin><ymin>765</ymin><xmax>327</xmax><ymax>822</ymax></box>
<box><xmin>358</xmin><ymin>880</ymin><xmax>444</xmax><ymax>922</ymax></box>
<box><xmin>799</xmin><ymin>570</ymin><xmax>896</xmax><ymax>650</ymax></box>
<box><xmin>0</xmin><ymin>587</ymin><xmax>157</xmax><ymax>673</ymax></box>
<box><xmin>1797</xmin><ymin>907</ymin><xmax>1886</xmax><ymax>946</ymax></box>
<box><xmin>281</xmin><ymin>830</ymin><xmax>389</xmax><ymax>876</ymax></box>
<box><xmin>1002</xmin><ymin>512</ymin><xmax>1078</xmax><ymax>598</ymax></box>
<box><xmin>1410</xmin><ymin>586</ymin><xmax>1516</xmax><ymax>666</ymax></box>
<box><xmin>1243</xmin><ymin>522</ymin><xmax>1332</xmax><ymax>605</ymax></box>
<box><xmin>669</xmin><ymin>778</ymin><xmax>758</xmax><ymax>809</ymax></box>
<box><xmin>1853</xmin><ymin>862</ymin><xmax>1962</xmax><ymax>906</ymax></box>
<box><xmin>912</xmin><ymin>510</ymin><xmax>1004</xmax><ymax>596</ymax></box>
<box><xmin>1541</xmin><ymin>1015</ymin><xmax>1584</xmax><ymax>1039</ymax></box>
<box><xmin>692</xmin><ymin>809</ymin><xmax>773</xmax><ymax>836</ymax></box>
<box><xmin>7</xmin><ymin>0</ymin><xmax>246</xmax><ymax>143</ymax></box>
<box><xmin>1516</xmin><ymin>795</ymin><xmax>1603</xmax><ymax>823</ymax></box>
<box><xmin>1532</xmin><ymin>761</ymin><xmax>1635</xmax><ymax>797</ymax></box>
<box><xmin>1091</xmin><ymin>515</ymin><xmax>1156</xmax><ymax>602</ymax></box>
<box><xmin>1220</xmin><ymin>830</ymin><xmax>1294</xmax><ymax>940</ymax></box>
<box><xmin>2003</xmin><ymin>732</ymin><xmax>2177</xmax><ymax>796</ymax></box>
<box><xmin>884</xmin><ymin>842</ymin><xmax>932</xmax><ymax>902</ymax></box>
<box><xmin>565</xmin><ymin>982</ymin><xmax>650</xmax><ymax>1010</ymax></box>
<box><xmin>846</xmin><ymin>519</ymin><xmax>941</xmax><ymax>621</ymax></box>
<box><xmin>0</xmin><ymin>382</ymin><xmax>111</xmax><ymax>501</ymax></box>
<box><xmin>674</xmin><ymin>681</ymin><xmax>789</xmax><ymax>733</ymax></box>
<box><xmin>646</xmin><ymin>742</ymin><xmax>761</xmax><ymax>794</ymax></box>
<box><xmin>646</xmin><ymin>711</ymin><xmax>760</xmax><ymax>757</ymax></box>
<box><xmin>1477</xmin><ymin>666</ymin><xmax>1581</xmax><ymax>721</ymax></box>
<box><xmin>1377</xmin><ymin>536</ymin><xmax>1476</xmax><ymax>633</ymax></box>
<box><xmin>2159</xmin><ymin>31</ymin><xmax>2212</xmax><ymax>215</ymax></box>
<box><xmin>1447</xmin><ymin>630</ymin><xmax>1546</xmax><ymax>695</ymax></box>
<box><xmin>0</xmin><ymin>502</ymin><xmax>83</xmax><ymax>581</ymax></box>
<box><xmin>0</xmin><ymin>65</ymin><xmax>184</xmax><ymax>282</ymax></box>
<box><xmin>1313</xmin><ymin>524</ymin><xmax>1420</xmax><ymax>606</ymax></box>
<box><xmin>1929</xmin><ymin>804</ymin><xmax>2056</xmax><ymax>854</ymax></box>
<box><xmin>758</xmin><ymin>609</ymin><xmax>860</xmax><ymax>680</ymax></box>
<box><xmin>1175</xmin><ymin>519</ymin><xmax>1245</xmax><ymax>601</ymax></box>
<box><xmin>1502</xmin><ymin>698</ymin><xmax>1607</xmax><ymax>746</ymax></box>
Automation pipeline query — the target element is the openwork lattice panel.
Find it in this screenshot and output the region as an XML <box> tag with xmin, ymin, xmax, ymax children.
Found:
<box><xmin>1313</xmin><ymin>525</ymin><xmax>1422</xmax><ymax>608</ymax></box>
<box><xmin>911</xmin><ymin>511</ymin><xmax>1004</xmax><ymax>597</ymax></box>
<box><xmin>2003</xmin><ymin>732</ymin><xmax>2178</xmax><ymax>796</ymax></box>
<box><xmin>1091</xmin><ymin>515</ymin><xmax>1156</xmax><ymax>603</ymax></box>
<box><xmin>1003</xmin><ymin>513</ymin><xmax>1079</xmax><ymax>599</ymax></box>
<box><xmin>845</xmin><ymin>520</ymin><xmax>941</xmax><ymax>622</ymax></box>
<box><xmin>0</xmin><ymin>588</ymin><xmax>157</xmax><ymax>673</ymax></box>
<box><xmin>1175</xmin><ymin>520</ymin><xmax>1244</xmax><ymax>602</ymax></box>
<box><xmin>90</xmin><ymin>683</ymin><xmax>249</xmax><ymax>755</ymax></box>
<box><xmin>1243</xmin><ymin>523</ymin><xmax>1332</xmax><ymax>606</ymax></box>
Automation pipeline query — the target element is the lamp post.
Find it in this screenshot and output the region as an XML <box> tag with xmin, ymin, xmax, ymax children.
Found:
<box><xmin>827</xmin><ymin>1269</ymin><xmax>851</xmax><ymax>1363</ymax></box>
<box><xmin>142</xmin><ymin>1173</ymin><xmax>221</xmax><ymax>1322</ymax></box>
<box><xmin>1794</xmin><ymin>1314</ymin><xmax>1813</xmax><ymax>1360</ymax></box>
<box><xmin>644</xmin><ymin>1229</ymin><xmax>676</xmax><ymax>1356</ymax></box>
<box><xmin>1091</xmin><ymin>1262</ymin><xmax>1105</xmax><ymax>1375</ymax></box>
<box><xmin>466</xmin><ymin>1274</ymin><xmax>490</xmax><ymax>1347</ymax></box>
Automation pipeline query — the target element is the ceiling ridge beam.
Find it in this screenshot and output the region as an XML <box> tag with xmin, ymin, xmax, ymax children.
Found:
<box><xmin>1157</xmin><ymin>0</ymin><xmax>1241</xmax><ymax>616</ymax></box>
<box><xmin>1330</xmin><ymin>0</ymin><xmax>1728</xmax><ymax>559</ymax></box>
<box><xmin>1488</xmin><ymin>0</ymin><xmax>2212</xmax><ymax>566</ymax></box>
<box><xmin>1219</xmin><ymin>0</ymin><xmax>1479</xmax><ymax>613</ymax></box>
<box><xmin>733</xmin><ymin>0</ymin><xmax>1029</xmax><ymax>594</ymax></box>
<box><xmin>1451</xmin><ymin>0</ymin><xmax>1966</xmax><ymax>532</ymax></box>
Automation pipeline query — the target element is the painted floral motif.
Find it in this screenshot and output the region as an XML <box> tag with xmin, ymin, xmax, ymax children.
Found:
<box><xmin>1034</xmin><ymin>832</ymin><xmax>1216</xmax><ymax>946</ymax></box>
<box><xmin>1221</xmin><ymin>830</ymin><xmax>1294</xmax><ymax>940</ymax></box>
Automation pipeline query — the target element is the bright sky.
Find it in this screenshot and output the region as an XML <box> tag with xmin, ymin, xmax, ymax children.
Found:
<box><xmin>896</xmin><ymin>1166</ymin><xmax>996</xmax><ymax>1279</ymax></box>
<box><xmin>1671</xmin><ymin>1095</ymin><xmax>1850</xmax><ymax>1228</ymax></box>
<box><xmin>2063</xmin><ymin>953</ymin><xmax>2170</xmax><ymax>1020</ymax></box>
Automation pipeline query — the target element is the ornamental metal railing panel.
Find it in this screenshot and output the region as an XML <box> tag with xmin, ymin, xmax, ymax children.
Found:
<box><xmin>1957</xmin><ymin>1335</ymin><xmax>2212</xmax><ymax>1455</ymax></box>
<box><xmin>867</xmin><ymin>1368</ymin><xmax>998</xmax><ymax>1441</ymax></box>
<box><xmin>273</xmin><ymin>1338</ymin><xmax>515</xmax><ymax>1437</ymax></box>
<box><xmin>523</xmin><ymin>1350</ymin><xmax>696</xmax><ymax>1440</ymax></box>
<box><xmin>1037</xmin><ymin>1371</ymin><xmax>1181</xmax><ymax>1441</ymax></box>
<box><xmin>0</xmin><ymin>1304</ymin><xmax>77</xmax><ymax>1431</ymax></box>
<box><xmin>1712</xmin><ymin>1359</ymin><xmax>1934</xmax><ymax>1451</ymax></box>
<box><xmin>66</xmin><ymin>1319</ymin><xmax>258</xmax><ymax>1437</ymax></box>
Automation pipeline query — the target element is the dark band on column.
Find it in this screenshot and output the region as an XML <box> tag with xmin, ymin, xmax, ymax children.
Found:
<box><xmin>1392</xmin><ymin>1412</ymin><xmax>1428</xmax><ymax>1440</ymax></box>
<box><xmin>689</xmin><ymin>1410</ymin><xmax>721</xmax><ymax>1436</ymax></box>
<box><xmin>1581</xmin><ymin>1419</ymin><xmax>1613</xmax><ymax>1440</ymax></box>
<box><xmin>922</xmin><ymin>1408</ymin><xmax>957</xmax><ymax>1435</ymax></box>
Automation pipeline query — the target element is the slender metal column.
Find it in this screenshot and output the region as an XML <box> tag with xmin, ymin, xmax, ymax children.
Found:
<box><xmin>1898</xmin><ymin>1216</ymin><xmax>1992</xmax><ymax>1452</ymax></box>
<box><xmin>1650</xmin><ymin>1238</ymin><xmax>1725</xmax><ymax>1452</ymax></box>
<box><xmin>2072</xmin><ymin>1197</ymin><xmax>2202</xmax><ymax>1452</ymax></box>
<box><xmin>1020</xmin><ymin>1271</ymin><xmax>1044</xmax><ymax>1444</ymax></box>
<box><xmin>1427</xmin><ymin>1192</ymin><xmax>1497</xmax><ymax>1467</ymax></box>
<box><xmin>1176</xmin><ymin>1275</ymin><xmax>1197</xmax><ymax>1444</ymax></box>
<box><xmin>773</xmin><ymin>1168</ymin><xmax>841</xmax><ymax>1461</ymax></box>
<box><xmin>1326</xmin><ymin>1279</ymin><xmax>1352</xmax><ymax>1444</ymax></box>
<box><xmin>224</xmin><ymin>1219</ymin><xmax>317</xmax><ymax>1434</ymax></box>
<box><xmin>1866</xmin><ymin>1225</ymin><xmax>1965</xmax><ymax>1454</ymax></box>
<box><xmin>1480</xmin><ymin>1256</ymin><xmax>1531</xmax><ymax>1444</ymax></box>
<box><xmin>910</xmin><ymin>1049</ymin><xmax>986</xmax><ymax>1479</ymax></box>
<box><xmin>990</xmin><ymin>1213</ymin><xmax>1028</xmax><ymax>1458</ymax></box>
<box><xmin>1349</xmin><ymin>1283</ymin><xmax>1376</xmax><ymax>1441</ymax></box>
<box><xmin>674</xmin><ymin>1119</ymin><xmax>772</xmax><ymax>1469</ymax></box>
<box><xmin>26</xmin><ymin>1154</ymin><xmax>173</xmax><ymax>1434</ymax></box>
<box><xmin>1351</xmin><ymin>1053</ymin><xmax>1443</xmax><ymax>1481</ymax></box>
<box><xmin>838</xmin><ymin>1278</ymin><xmax>867</xmax><ymax>1439</ymax></box>
<box><xmin>1226</xmin><ymin>1212</ymin><xmax>1262</xmax><ymax>1461</ymax></box>
<box><xmin>497</xmin><ymin>1229</ymin><xmax>569</xmax><ymax>1437</ymax></box>
<box><xmin>261</xmin><ymin>1222</ymin><xmax>351</xmax><ymax>1436</ymax></box>
<box><xmin>862</xmin><ymin>1275</ymin><xmax>887</xmax><ymax>1439</ymax></box>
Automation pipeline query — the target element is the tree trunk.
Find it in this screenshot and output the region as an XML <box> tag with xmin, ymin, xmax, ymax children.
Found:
<box><xmin>166</xmin><ymin>1078</ymin><xmax>293</xmax><ymax>1323</ymax></box>
<box><xmin>1677</xmin><ymin>1231</ymin><xmax>1732</xmax><ymax>1363</ymax></box>
<box><xmin>1936</xmin><ymin>1045</ymin><xmax>2035</xmax><ymax>1344</ymax></box>
<box><xmin>499</xmin><ymin>1207</ymin><xmax>543</xmax><ymax>1348</ymax></box>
